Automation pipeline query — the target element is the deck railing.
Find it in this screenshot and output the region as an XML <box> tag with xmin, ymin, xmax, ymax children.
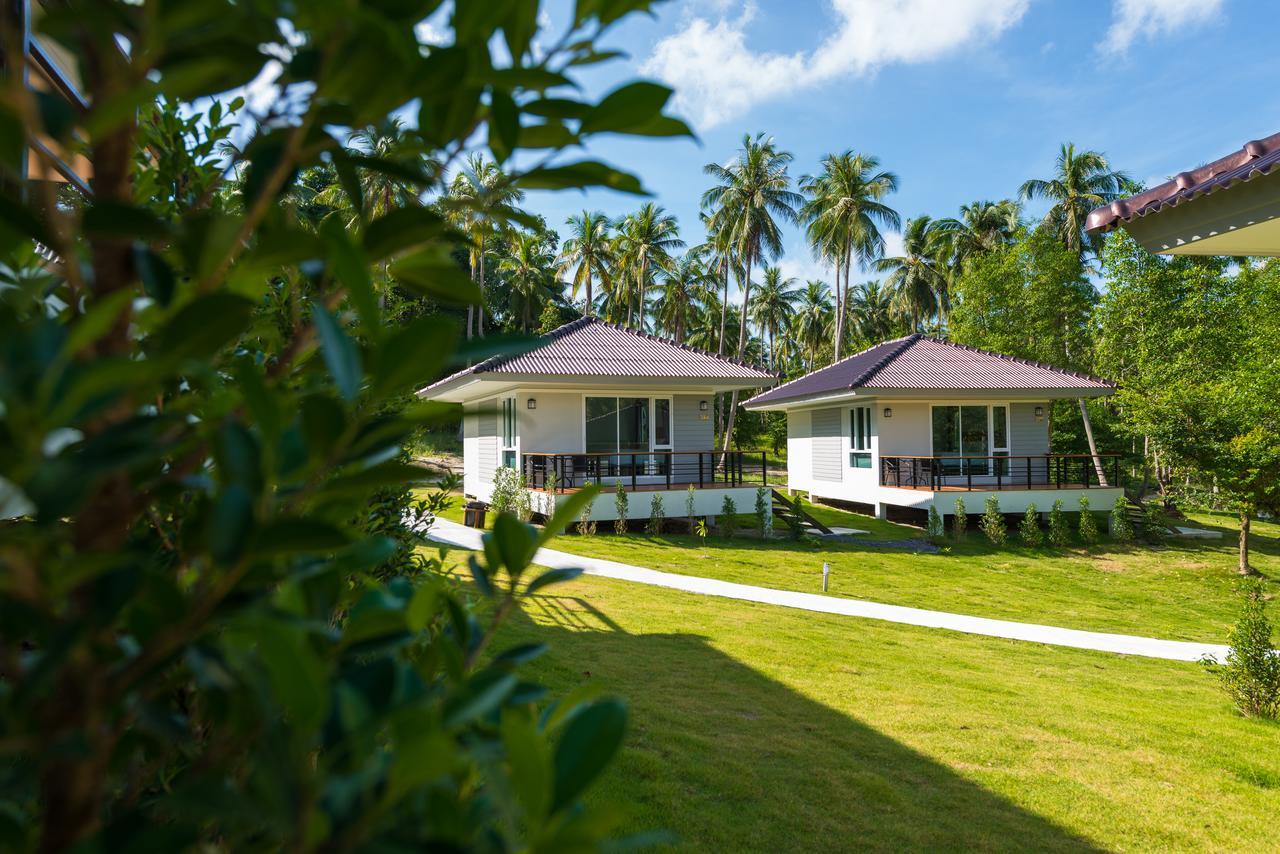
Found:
<box><xmin>521</xmin><ymin>450</ymin><xmax>772</xmax><ymax>493</ymax></box>
<box><xmin>880</xmin><ymin>454</ymin><xmax>1122</xmax><ymax>492</ymax></box>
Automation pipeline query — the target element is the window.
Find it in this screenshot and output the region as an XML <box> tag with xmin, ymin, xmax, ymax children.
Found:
<box><xmin>992</xmin><ymin>405</ymin><xmax>1009</xmax><ymax>475</ymax></box>
<box><xmin>849</xmin><ymin>406</ymin><xmax>872</xmax><ymax>468</ymax></box>
<box><xmin>501</xmin><ymin>396</ymin><xmax>517</xmax><ymax>469</ymax></box>
<box><xmin>654</xmin><ymin>398</ymin><xmax>672</xmax><ymax>448</ymax></box>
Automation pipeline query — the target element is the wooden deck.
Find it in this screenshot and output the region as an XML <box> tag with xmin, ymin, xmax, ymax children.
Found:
<box><xmin>886</xmin><ymin>481</ymin><xmax>1107</xmax><ymax>493</ymax></box>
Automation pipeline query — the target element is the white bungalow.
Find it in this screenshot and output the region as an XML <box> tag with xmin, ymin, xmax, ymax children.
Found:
<box><xmin>744</xmin><ymin>335</ymin><xmax>1124</xmax><ymax>521</ymax></box>
<box><xmin>419</xmin><ymin>317</ymin><xmax>777</xmax><ymax>522</ymax></box>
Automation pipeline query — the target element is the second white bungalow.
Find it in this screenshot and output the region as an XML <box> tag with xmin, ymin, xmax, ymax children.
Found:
<box><xmin>744</xmin><ymin>335</ymin><xmax>1124</xmax><ymax>522</ymax></box>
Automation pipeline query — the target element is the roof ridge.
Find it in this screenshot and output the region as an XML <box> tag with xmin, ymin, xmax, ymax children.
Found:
<box><xmin>584</xmin><ymin>316</ymin><xmax>773</xmax><ymax>375</ymax></box>
<box><xmin>922</xmin><ymin>336</ymin><xmax>1116</xmax><ymax>387</ymax></box>
<box><xmin>746</xmin><ymin>334</ymin><xmax>917</xmax><ymax>401</ymax></box>
<box><xmin>846</xmin><ymin>333</ymin><xmax>923</xmax><ymax>389</ymax></box>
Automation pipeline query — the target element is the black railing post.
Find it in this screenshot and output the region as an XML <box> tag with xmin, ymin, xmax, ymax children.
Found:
<box><xmin>665</xmin><ymin>451</ymin><xmax>671</xmax><ymax>490</ymax></box>
<box><xmin>631</xmin><ymin>454</ymin><xmax>637</xmax><ymax>491</ymax></box>
<box><xmin>996</xmin><ymin>458</ymin><xmax>1002</xmax><ymax>491</ymax></box>
<box><xmin>698</xmin><ymin>452</ymin><xmax>704</xmax><ymax>488</ymax></box>
<box><xmin>966</xmin><ymin>458</ymin><xmax>973</xmax><ymax>491</ymax></box>
<box><xmin>1026</xmin><ymin>456</ymin><xmax>1032</xmax><ymax>489</ymax></box>
<box><xmin>762</xmin><ymin>451</ymin><xmax>768</xmax><ymax>487</ymax></box>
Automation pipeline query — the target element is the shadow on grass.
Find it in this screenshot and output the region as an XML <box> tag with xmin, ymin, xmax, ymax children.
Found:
<box><xmin>505</xmin><ymin>593</ymin><xmax>1105</xmax><ymax>853</ymax></box>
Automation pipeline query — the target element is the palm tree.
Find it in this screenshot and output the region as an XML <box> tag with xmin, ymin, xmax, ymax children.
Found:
<box><xmin>800</xmin><ymin>152</ymin><xmax>899</xmax><ymax>361</ymax></box>
<box><xmin>653</xmin><ymin>250</ymin><xmax>714</xmax><ymax>343</ymax></box>
<box><xmin>793</xmin><ymin>279</ymin><xmax>833</xmax><ymax>371</ymax></box>
<box><xmin>497</xmin><ymin>230</ymin><xmax>558</xmax><ymax>333</ymax></box>
<box><xmin>846</xmin><ymin>280</ymin><xmax>897</xmax><ymax>346</ymax></box>
<box><xmin>444</xmin><ymin>153</ymin><xmax>525</xmax><ymax>339</ymax></box>
<box><xmin>956</xmin><ymin>199</ymin><xmax>1020</xmax><ymax>255</ymax></box>
<box><xmin>613</xmin><ymin>203</ymin><xmax>683</xmax><ymax>330</ymax></box>
<box><xmin>702</xmin><ymin>132</ymin><xmax>802</xmax><ymax>453</ymax></box>
<box><xmin>751</xmin><ymin>267</ymin><xmax>801</xmax><ymax>368</ymax></box>
<box><xmin>312</xmin><ymin>119</ymin><xmax>435</xmax><ymax>226</ymax></box>
<box><xmin>557</xmin><ymin>210</ymin><xmax>613</xmax><ymax>316</ymax></box>
<box><xmin>875</xmin><ymin>215</ymin><xmax>955</xmax><ymax>333</ymax></box>
<box><xmin>1019</xmin><ymin>143</ymin><xmax>1130</xmax><ymax>258</ymax></box>
<box><xmin>685</xmin><ymin>295</ymin><xmax>724</xmax><ymax>354</ymax></box>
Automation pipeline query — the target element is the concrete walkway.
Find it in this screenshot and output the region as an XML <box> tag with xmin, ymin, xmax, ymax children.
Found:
<box><xmin>425</xmin><ymin>517</ymin><xmax>1229</xmax><ymax>663</ymax></box>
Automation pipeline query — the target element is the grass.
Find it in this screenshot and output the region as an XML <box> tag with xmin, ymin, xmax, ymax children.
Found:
<box><xmin>546</xmin><ymin>501</ymin><xmax>1280</xmax><ymax>642</ymax></box>
<box><xmin>493</xmin><ymin>571</ymin><xmax>1280</xmax><ymax>852</ymax></box>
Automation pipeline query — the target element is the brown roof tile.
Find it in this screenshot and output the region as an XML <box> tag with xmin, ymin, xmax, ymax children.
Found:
<box><xmin>421</xmin><ymin>317</ymin><xmax>775</xmax><ymax>395</ymax></box>
<box><xmin>1086</xmin><ymin>131</ymin><xmax>1280</xmax><ymax>234</ymax></box>
<box><xmin>745</xmin><ymin>335</ymin><xmax>1113</xmax><ymax>408</ymax></box>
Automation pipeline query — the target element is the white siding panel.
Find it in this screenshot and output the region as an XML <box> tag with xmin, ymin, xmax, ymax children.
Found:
<box><xmin>811</xmin><ymin>408</ymin><xmax>843</xmax><ymax>482</ymax></box>
<box><xmin>673</xmin><ymin>394</ymin><xmax>713</xmax><ymax>452</ymax></box>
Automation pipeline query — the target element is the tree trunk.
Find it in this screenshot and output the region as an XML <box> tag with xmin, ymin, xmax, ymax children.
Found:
<box><xmin>477</xmin><ymin>246</ymin><xmax>486</xmax><ymax>338</ymax></box>
<box><xmin>832</xmin><ymin>257</ymin><xmax>844</xmax><ymax>361</ymax></box>
<box><xmin>586</xmin><ymin>270</ymin><xmax>593</xmax><ymax>317</ymax></box>
<box><xmin>1239</xmin><ymin>509</ymin><xmax>1257</xmax><ymax>576</ymax></box>
<box><xmin>1077</xmin><ymin>398</ymin><xmax>1107</xmax><ymax>486</ymax></box>
<box><xmin>718</xmin><ymin>258</ymin><xmax>729</xmax><ymax>355</ymax></box>
<box><xmin>720</xmin><ymin>257</ymin><xmax>753</xmax><ymax>457</ymax></box>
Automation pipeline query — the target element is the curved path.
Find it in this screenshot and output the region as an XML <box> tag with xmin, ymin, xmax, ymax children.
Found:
<box><xmin>426</xmin><ymin>518</ymin><xmax>1228</xmax><ymax>663</ymax></box>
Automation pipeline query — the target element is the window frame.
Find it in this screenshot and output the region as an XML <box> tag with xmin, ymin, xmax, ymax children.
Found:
<box><xmin>849</xmin><ymin>405</ymin><xmax>873</xmax><ymax>469</ymax></box>
<box><xmin>500</xmin><ymin>395</ymin><xmax>518</xmax><ymax>470</ymax></box>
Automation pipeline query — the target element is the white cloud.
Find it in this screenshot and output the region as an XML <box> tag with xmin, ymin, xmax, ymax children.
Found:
<box><xmin>1100</xmin><ymin>0</ymin><xmax>1224</xmax><ymax>55</ymax></box>
<box><xmin>641</xmin><ymin>0</ymin><xmax>1029</xmax><ymax>129</ymax></box>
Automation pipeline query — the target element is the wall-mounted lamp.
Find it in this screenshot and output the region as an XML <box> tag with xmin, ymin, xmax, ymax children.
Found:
<box><xmin>527</xmin><ymin>398</ymin><xmax>537</xmax><ymax>410</ymax></box>
<box><xmin>699</xmin><ymin>400</ymin><xmax>710</xmax><ymax>412</ymax></box>
<box><xmin>882</xmin><ymin>407</ymin><xmax>893</xmax><ymax>419</ymax></box>
<box><xmin>1034</xmin><ymin>405</ymin><xmax>1044</xmax><ymax>421</ymax></box>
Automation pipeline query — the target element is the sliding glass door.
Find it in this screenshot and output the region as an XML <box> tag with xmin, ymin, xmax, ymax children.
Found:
<box><xmin>584</xmin><ymin>396</ymin><xmax>672</xmax><ymax>476</ymax></box>
<box><xmin>932</xmin><ymin>405</ymin><xmax>992</xmax><ymax>474</ymax></box>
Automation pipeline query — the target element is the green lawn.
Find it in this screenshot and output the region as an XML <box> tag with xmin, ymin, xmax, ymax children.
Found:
<box><xmin>544</xmin><ymin>503</ymin><xmax>1279</xmax><ymax>642</ymax></box>
<box><xmin>492</xmin><ymin>571</ymin><xmax>1280</xmax><ymax>852</ymax></box>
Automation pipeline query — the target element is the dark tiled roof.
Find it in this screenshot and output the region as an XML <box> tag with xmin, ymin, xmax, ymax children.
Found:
<box><xmin>421</xmin><ymin>317</ymin><xmax>775</xmax><ymax>394</ymax></box>
<box><xmin>746</xmin><ymin>335</ymin><xmax>1113</xmax><ymax>407</ymax></box>
<box><xmin>1086</xmin><ymin>131</ymin><xmax>1280</xmax><ymax>234</ymax></box>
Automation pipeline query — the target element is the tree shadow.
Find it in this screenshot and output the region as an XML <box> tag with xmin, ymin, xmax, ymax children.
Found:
<box><xmin>504</xmin><ymin>593</ymin><xmax>1104</xmax><ymax>852</ymax></box>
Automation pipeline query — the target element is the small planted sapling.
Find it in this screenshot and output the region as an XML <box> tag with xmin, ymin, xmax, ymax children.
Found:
<box><xmin>1019</xmin><ymin>503</ymin><xmax>1043</xmax><ymax>547</ymax></box>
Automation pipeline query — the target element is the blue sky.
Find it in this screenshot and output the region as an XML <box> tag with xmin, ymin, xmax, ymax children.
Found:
<box><xmin>515</xmin><ymin>0</ymin><xmax>1280</xmax><ymax>288</ymax></box>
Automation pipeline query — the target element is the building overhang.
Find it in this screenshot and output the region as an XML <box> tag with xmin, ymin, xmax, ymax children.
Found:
<box><xmin>423</xmin><ymin>373</ymin><xmax>774</xmax><ymax>404</ymax></box>
<box><xmin>1117</xmin><ymin>167</ymin><xmax>1280</xmax><ymax>256</ymax></box>
<box><xmin>744</xmin><ymin>386</ymin><xmax>1114</xmax><ymax>412</ymax></box>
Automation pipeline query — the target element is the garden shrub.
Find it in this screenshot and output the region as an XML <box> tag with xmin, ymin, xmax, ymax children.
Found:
<box><xmin>1019</xmin><ymin>503</ymin><xmax>1044</xmax><ymax>547</ymax></box>
<box><xmin>1210</xmin><ymin>580</ymin><xmax>1280</xmax><ymax>719</ymax></box>
<box><xmin>1141</xmin><ymin>502</ymin><xmax>1169</xmax><ymax>543</ymax></box>
<box><xmin>720</xmin><ymin>495</ymin><xmax>737</xmax><ymax>537</ymax></box>
<box><xmin>647</xmin><ymin>493</ymin><xmax>666</xmax><ymax>534</ymax></box>
<box><xmin>1048</xmin><ymin>499</ymin><xmax>1071</xmax><ymax>546</ymax></box>
<box><xmin>786</xmin><ymin>493</ymin><xmax>807</xmax><ymax>540</ymax></box>
<box><xmin>927</xmin><ymin>505</ymin><xmax>945</xmax><ymax>541</ymax></box>
<box><xmin>755</xmin><ymin>487</ymin><xmax>772</xmax><ymax>537</ymax></box>
<box><xmin>1110</xmin><ymin>496</ymin><xmax>1134</xmax><ymax>542</ymax></box>
<box><xmin>951</xmin><ymin>497</ymin><xmax>968</xmax><ymax>542</ymax></box>
<box><xmin>1078</xmin><ymin>495</ymin><xmax>1099</xmax><ymax>545</ymax></box>
<box><xmin>577</xmin><ymin>483</ymin><xmax>597</xmax><ymax>536</ymax></box>
<box><xmin>0</xmin><ymin>0</ymin><xmax>677</xmax><ymax>845</ymax></box>
<box><xmin>490</xmin><ymin>466</ymin><xmax>532</xmax><ymax>522</ymax></box>
<box><xmin>686</xmin><ymin>483</ymin><xmax>697</xmax><ymax>530</ymax></box>
<box><xmin>980</xmin><ymin>496</ymin><xmax>1007</xmax><ymax>545</ymax></box>
<box><xmin>614</xmin><ymin>479</ymin><xmax>629</xmax><ymax>534</ymax></box>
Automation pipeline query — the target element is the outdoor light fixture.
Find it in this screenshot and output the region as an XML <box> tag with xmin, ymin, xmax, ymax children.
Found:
<box><xmin>883</xmin><ymin>407</ymin><xmax>893</xmax><ymax>419</ymax></box>
<box><xmin>527</xmin><ymin>398</ymin><xmax>537</xmax><ymax>410</ymax></box>
<box><xmin>699</xmin><ymin>400</ymin><xmax>709</xmax><ymax>412</ymax></box>
<box><xmin>1034</xmin><ymin>405</ymin><xmax>1044</xmax><ymax>421</ymax></box>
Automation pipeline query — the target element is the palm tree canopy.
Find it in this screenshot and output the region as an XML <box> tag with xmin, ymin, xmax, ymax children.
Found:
<box><xmin>557</xmin><ymin>210</ymin><xmax>614</xmax><ymax>310</ymax></box>
<box><xmin>799</xmin><ymin>151</ymin><xmax>901</xmax><ymax>267</ymax></box>
<box><xmin>874</xmin><ymin>215</ymin><xmax>954</xmax><ymax>331</ymax></box>
<box><xmin>1018</xmin><ymin>143</ymin><xmax>1129</xmax><ymax>258</ymax></box>
<box><xmin>701</xmin><ymin>133</ymin><xmax>803</xmax><ymax>272</ymax></box>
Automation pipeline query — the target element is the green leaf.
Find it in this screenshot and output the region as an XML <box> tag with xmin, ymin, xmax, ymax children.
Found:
<box><xmin>0</xmin><ymin>194</ymin><xmax>53</xmax><ymax>246</ymax></box>
<box><xmin>237</xmin><ymin>619</ymin><xmax>329</xmax><ymax>732</ymax></box>
<box><xmin>134</xmin><ymin>246</ymin><xmax>176</xmax><ymax>306</ymax></box>
<box><xmin>208</xmin><ymin>484</ymin><xmax>254</xmax><ymax>565</ymax></box>
<box><xmin>492</xmin><ymin>643</ymin><xmax>547</xmax><ymax>666</ymax></box>
<box><xmin>524</xmin><ymin>567</ymin><xmax>583</xmax><ymax>595</ymax></box>
<box><xmin>518</xmin><ymin>160</ymin><xmax>645</xmax><ymax>195</ymax></box>
<box><xmin>523</xmin><ymin>98</ymin><xmax>591</xmax><ymax>120</ymax></box>
<box><xmin>34</xmin><ymin>90</ymin><xmax>77</xmax><ymax>139</ymax></box>
<box><xmin>82</xmin><ymin>203</ymin><xmax>169</xmax><ymax>240</ymax></box>
<box><xmin>536</xmin><ymin>484</ymin><xmax>599</xmax><ymax>547</ymax></box>
<box><xmin>61</xmin><ymin>290</ymin><xmax>134</xmax><ymax>360</ymax></box>
<box><xmin>157</xmin><ymin>294</ymin><xmax>254</xmax><ymax>361</ymax></box>
<box><xmin>552</xmin><ymin>699</ymin><xmax>627</xmax><ymax>811</ymax></box>
<box><xmin>579</xmin><ymin>82</ymin><xmax>672</xmax><ymax>135</ymax></box>
<box><xmin>390</xmin><ymin>254</ymin><xmax>483</xmax><ymax>305</ymax></box>
<box><xmin>443</xmin><ymin>670</ymin><xmax>518</xmax><ymax>728</ymax></box>
<box><xmin>489</xmin><ymin>513</ymin><xmax>537</xmax><ymax>579</ymax></box>
<box><xmin>371</xmin><ymin>315</ymin><xmax>458</xmax><ymax>399</ymax></box>
<box><xmin>362</xmin><ymin>207</ymin><xmax>448</xmax><ymax>259</ymax></box>
<box><xmin>332</xmin><ymin>154</ymin><xmax>365</xmax><ymax>221</ymax></box>
<box><xmin>321</xmin><ymin>219</ymin><xmax>379</xmax><ymax>337</ymax></box>
<box><xmin>248</xmin><ymin>518</ymin><xmax>352</xmax><ymax>558</ymax></box>
<box><xmin>489</xmin><ymin>89</ymin><xmax>519</xmax><ymax>163</ymax></box>
<box><xmin>311</xmin><ymin>301</ymin><xmax>362</xmax><ymax>403</ymax></box>
<box><xmin>501</xmin><ymin>709</ymin><xmax>551</xmax><ymax>821</ymax></box>
<box><xmin>322</xmin><ymin>462</ymin><xmax>437</xmax><ymax>497</ymax></box>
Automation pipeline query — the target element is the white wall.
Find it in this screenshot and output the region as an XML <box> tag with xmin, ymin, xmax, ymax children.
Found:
<box><xmin>541</xmin><ymin>484</ymin><xmax>766</xmax><ymax>522</ymax></box>
<box><xmin>517</xmin><ymin>391</ymin><xmax>581</xmax><ymax>453</ymax></box>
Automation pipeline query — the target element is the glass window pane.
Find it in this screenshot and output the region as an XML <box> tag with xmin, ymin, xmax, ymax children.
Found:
<box><xmin>932</xmin><ymin>406</ymin><xmax>960</xmax><ymax>455</ymax></box>
<box><xmin>655</xmin><ymin>399</ymin><xmax>671</xmax><ymax>446</ymax></box>
<box><xmin>585</xmin><ymin>397</ymin><xmax>618</xmax><ymax>453</ymax></box>
<box><xmin>992</xmin><ymin>406</ymin><xmax>1008</xmax><ymax>449</ymax></box>
<box><xmin>618</xmin><ymin>397</ymin><xmax>649</xmax><ymax>453</ymax></box>
<box><xmin>503</xmin><ymin>398</ymin><xmax>516</xmax><ymax>447</ymax></box>
<box><xmin>961</xmin><ymin>405</ymin><xmax>989</xmax><ymax>474</ymax></box>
